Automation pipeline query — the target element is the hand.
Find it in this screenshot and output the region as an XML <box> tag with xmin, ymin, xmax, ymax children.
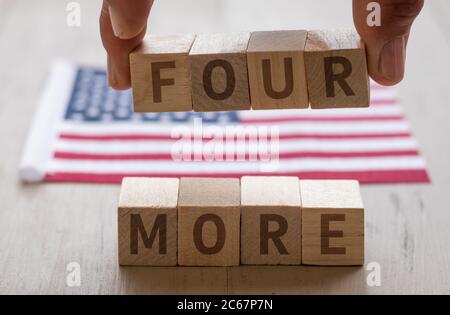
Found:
<box><xmin>100</xmin><ymin>0</ymin><xmax>424</xmax><ymax>89</ymax></box>
<box><xmin>100</xmin><ymin>0</ymin><xmax>154</xmax><ymax>90</ymax></box>
<box><xmin>353</xmin><ymin>0</ymin><xmax>424</xmax><ymax>86</ymax></box>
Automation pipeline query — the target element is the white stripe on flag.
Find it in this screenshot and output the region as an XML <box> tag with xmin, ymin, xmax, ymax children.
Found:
<box><xmin>47</xmin><ymin>156</ymin><xmax>427</xmax><ymax>174</ymax></box>
<box><xmin>233</xmin><ymin>106</ymin><xmax>403</xmax><ymax>119</ymax></box>
<box><xmin>367</xmin><ymin>87</ymin><xmax>397</xmax><ymax>98</ymax></box>
<box><xmin>58</xmin><ymin>121</ymin><xmax>412</xmax><ymax>135</ymax></box>
<box><xmin>53</xmin><ymin>138</ymin><xmax>419</xmax><ymax>154</ymax></box>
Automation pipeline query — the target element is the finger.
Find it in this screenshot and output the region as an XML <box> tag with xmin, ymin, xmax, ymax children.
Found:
<box><xmin>353</xmin><ymin>0</ymin><xmax>424</xmax><ymax>85</ymax></box>
<box><xmin>100</xmin><ymin>1</ymin><xmax>152</xmax><ymax>90</ymax></box>
<box><xmin>106</xmin><ymin>0</ymin><xmax>154</xmax><ymax>39</ymax></box>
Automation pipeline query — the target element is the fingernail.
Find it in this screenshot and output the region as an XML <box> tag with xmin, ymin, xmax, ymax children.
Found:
<box><xmin>379</xmin><ymin>36</ymin><xmax>406</xmax><ymax>82</ymax></box>
<box><xmin>108</xmin><ymin>5</ymin><xmax>127</xmax><ymax>39</ymax></box>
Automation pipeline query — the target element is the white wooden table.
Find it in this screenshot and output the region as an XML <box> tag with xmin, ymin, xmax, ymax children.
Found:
<box><xmin>0</xmin><ymin>0</ymin><xmax>449</xmax><ymax>294</ymax></box>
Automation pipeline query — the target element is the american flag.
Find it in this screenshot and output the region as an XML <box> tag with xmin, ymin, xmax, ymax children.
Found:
<box><xmin>20</xmin><ymin>60</ymin><xmax>430</xmax><ymax>184</ymax></box>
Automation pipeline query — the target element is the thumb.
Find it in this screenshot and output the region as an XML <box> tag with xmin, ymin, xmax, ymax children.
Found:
<box><xmin>100</xmin><ymin>0</ymin><xmax>153</xmax><ymax>89</ymax></box>
<box><xmin>353</xmin><ymin>0</ymin><xmax>424</xmax><ymax>86</ymax></box>
<box><xmin>107</xmin><ymin>0</ymin><xmax>153</xmax><ymax>39</ymax></box>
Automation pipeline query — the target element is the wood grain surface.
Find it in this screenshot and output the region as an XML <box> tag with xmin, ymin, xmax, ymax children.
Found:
<box><xmin>118</xmin><ymin>178</ymin><xmax>179</xmax><ymax>266</ymax></box>
<box><xmin>247</xmin><ymin>30</ymin><xmax>309</xmax><ymax>109</ymax></box>
<box><xmin>0</xmin><ymin>0</ymin><xmax>449</xmax><ymax>294</ymax></box>
<box><xmin>189</xmin><ymin>32</ymin><xmax>251</xmax><ymax>111</ymax></box>
<box><xmin>130</xmin><ymin>34</ymin><xmax>196</xmax><ymax>112</ymax></box>
<box><xmin>241</xmin><ymin>176</ymin><xmax>302</xmax><ymax>265</ymax></box>
<box><xmin>177</xmin><ymin>178</ymin><xmax>241</xmax><ymax>266</ymax></box>
<box><xmin>304</xmin><ymin>29</ymin><xmax>370</xmax><ymax>109</ymax></box>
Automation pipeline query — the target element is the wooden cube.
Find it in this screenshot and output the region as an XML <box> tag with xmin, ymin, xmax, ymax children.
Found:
<box><xmin>178</xmin><ymin>177</ymin><xmax>240</xmax><ymax>266</ymax></box>
<box><xmin>130</xmin><ymin>34</ymin><xmax>196</xmax><ymax>112</ymax></box>
<box><xmin>189</xmin><ymin>33</ymin><xmax>251</xmax><ymax>112</ymax></box>
<box><xmin>241</xmin><ymin>176</ymin><xmax>302</xmax><ymax>265</ymax></box>
<box><xmin>304</xmin><ymin>29</ymin><xmax>370</xmax><ymax>109</ymax></box>
<box><xmin>118</xmin><ymin>177</ymin><xmax>179</xmax><ymax>266</ymax></box>
<box><xmin>247</xmin><ymin>30</ymin><xmax>309</xmax><ymax>110</ymax></box>
<box><xmin>300</xmin><ymin>180</ymin><xmax>364</xmax><ymax>266</ymax></box>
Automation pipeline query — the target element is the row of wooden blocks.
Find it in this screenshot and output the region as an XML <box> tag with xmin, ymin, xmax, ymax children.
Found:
<box><xmin>118</xmin><ymin>177</ymin><xmax>364</xmax><ymax>266</ymax></box>
<box><xmin>130</xmin><ymin>29</ymin><xmax>370</xmax><ymax>112</ymax></box>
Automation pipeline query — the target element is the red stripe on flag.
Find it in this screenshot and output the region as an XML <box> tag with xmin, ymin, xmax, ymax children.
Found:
<box><xmin>53</xmin><ymin>150</ymin><xmax>420</xmax><ymax>161</ymax></box>
<box><xmin>44</xmin><ymin>170</ymin><xmax>430</xmax><ymax>184</ymax></box>
<box><xmin>59</xmin><ymin>132</ymin><xmax>412</xmax><ymax>141</ymax></box>
<box><xmin>60</xmin><ymin>133</ymin><xmax>171</xmax><ymax>141</ymax></box>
